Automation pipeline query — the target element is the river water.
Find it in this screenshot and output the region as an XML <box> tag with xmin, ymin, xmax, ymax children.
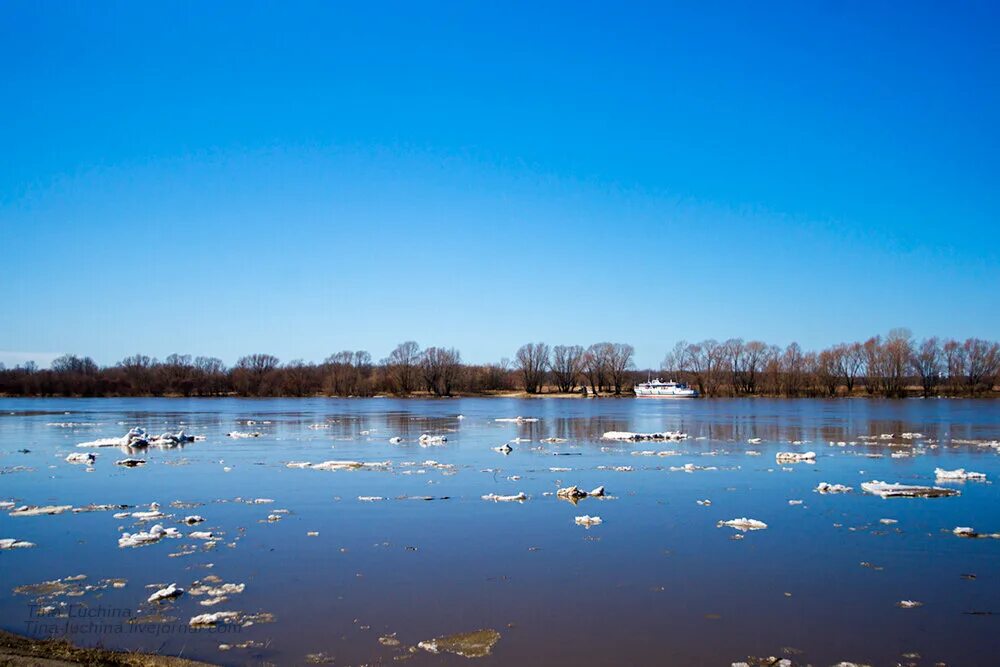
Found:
<box><xmin>1</xmin><ymin>397</ymin><xmax>998</xmax><ymax>666</ymax></box>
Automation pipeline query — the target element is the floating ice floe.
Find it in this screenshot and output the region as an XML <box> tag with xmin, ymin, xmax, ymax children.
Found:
<box><xmin>315</xmin><ymin>460</ymin><xmax>389</xmax><ymax>471</ymax></box>
<box><xmin>815</xmin><ymin>482</ymin><xmax>853</xmax><ymax>494</ymax></box>
<box><xmin>65</xmin><ymin>453</ymin><xmax>96</xmax><ymax>465</ymax></box>
<box><xmin>602</xmin><ymin>431</ymin><xmax>687</xmax><ymax>441</ymax></box>
<box><xmin>115</xmin><ymin>458</ymin><xmax>146</xmax><ymax>467</ymax></box>
<box><xmin>76</xmin><ymin>437</ymin><xmax>125</xmax><ymax>448</ymax></box>
<box><xmin>76</xmin><ymin>427</ymin><xmax>198</xmax><ymax>449</ymax></box>
<box><xmin>389</xmin><ymin>437</ymin><xmax>403</xmax><ymax>444</ymax></box>
<box><xmin>574</xmin><ymin>515</ymin><xmax>602</xmax><ymax>527</ymax></box>
<box><xmin>226</xmin><ymin>431</ymin><xmax>261</xmax><ymax>439</ymax></box>
<box><xmin>150</xmin><ymin>430</ymin><xmax>198</xmax><ymax>447</ymax></box>
<box><xmin>493</xmin><ymin>443</ymin><xmax>513</xmax><ymax>454</ymax></box>
<box><xmin>788</xmin><ymin>500</ymin><xmax>803</xmax><ymax>506</ymax></box>
<box><xmin>74</xmin><ymin>504</ymin><xmax>129</xmax><ymax>514</ymax></box>
<box><xmin>148</xmin><ymin>583</ymin><xmax>184</xmax><ymax>603</ymax></box>
<box><xmin>901</xmin><ymin>432</ymin><xmax>925</xmax><ymax>439</ymax></box>
<box><xmin>189</xmin><ymin>531</ymin><xmax>215</xmax><ymax>540</ymax></box>
<box><xmin>358</xmin><ymin>496</ymin><xmax>384</xmax><ymax>502</ymax></box>
<box><xmin>481</xmin><ymin>492</ymin><xmax>527</xmax><ymax>502</ymax></box>
<box><xmin>495</xmin><ymin>417</ymin><xmax>538</xmax><ymax>423</ymax></box>
<box><xmin>119</xmin><ymin>524</ymin><xmax>181</xmax><ymax>548</ymax></box>
<box><xmin>897</xmin><ymin>600</ymin><xmax>923</xmax><ymax>609</ymax></box>
<box><xmin>696</xmin><ymin>499</ymin><xmax>712</xmax><ymax>506</ymax></box>
<box><xmin>747</xmin><ymin>438</ymin><xmax>763</xmax><ymax>444</ymax></box>
<box><xmin>669</xmin><ymin>463</ymin><xmax>717</xmax><ymax>473</ymax></box>
<box><xmin>953</xmin><ymin>526</ymin><xmax>1000</xmax><ymax>539</ymax></box>
<box><xmin>934</xmin><ymin>468</ymin><xmax>986</xmax><ymax>482</ymax></box>
<box><xmin>775</xmin><ymin>451</ymin><xmax>816</xmax><ymax>463</ymax></box>
<box><xmin>131</xmin><ymin>503</ymin><xmax>165</xmax><ymax>520</ymax></box>
<box><xmin>0</xmin><ymin>538</ymin><xmax>35</xmax><ymax>549</ymax></box>
<box><xmin>184</xmin><ymin>515</ymin><xmax>204</xmax><ymax>524</ymax></box>
<box><xmin>718</xmin><ymin>518</ymin><xmax>768</xmax><ymax>531</ymax></box>
<box><xmin>745</xmin><ymin>450</ymin><xmax>762</xmax><ymax>456</ymax></box>
<box><xmin>418</xmin><ymin>434</ymin><xmax>448</xmax><ymax>446</ymax></box>
<box><xmin>10</xmin><ymin>504</ymin><xmax>73</xmax><ymax>517</ymax></box>
<box><xmin>556</xmin><ymin>485</ymin><xmax>605</xmax><ymax>502</ymax></box>
<box><xmin>861</xmin><ymin>480</ymin><xmax>959</xmax><ymax>499</ymax></box>
<box><xmin>189</xmin><ymin>611</ymin><xmax>241</xmax><ymax>627</ymax></box>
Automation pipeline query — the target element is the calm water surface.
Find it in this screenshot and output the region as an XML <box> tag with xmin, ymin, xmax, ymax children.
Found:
<box><xmin>1</xmin><ymin>398</ymin><xmax>998</xmax><ymax>666</ymax></box>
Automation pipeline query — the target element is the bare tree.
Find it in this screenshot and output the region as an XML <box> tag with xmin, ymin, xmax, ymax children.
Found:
<box><xmin>162</xmin><ymin>353</ymin><xmax>196</xmax><ymax>395</ymax></box>
<box><xmin>382</xmin><ymin>341</ymin><xmax>421</xmax><ymax>395</ymax></box>
<box><xmin>910</xmin><ymin>337</ymin><xmax>942</xmax><ymax>397</ymax></box>
<box><xmin>831</xmin><ymin>342</ymin><xmax>864</xmax><ymax>393</ymax></box>
<box><xmin>194</xmin><ymin>356</ymin><xmax>227</xmax><ymax>395</ymax></box>
<box><xmin>479</xmin><ymin>358</ymin><xmax>514</xmax><ymax>391</ymax></box>
<box><xmin>582</xmin><ymin>344</ymin><xmax>610</xmax><ymax>396</ymax></box>
<box><xmin>964</xmin><ymin>338</ymin><xmax>1000</xmax><ymax>394</ymax></box>
<box><xmin>516</xmin><ymin>342</ymin><xmax>550</xmax><ymax>394</ymax></box>
<box><xmin>723</xmin><ymin>339</ymin><xmax>745</xmax><ymax>395</ymax></box>
<box><xmin>233</xmin><ymin>353</ymin><xmax>280</xmax><ymax>395</ymax></box>
<box><xmin>862</xmin><ymin>336</ymin><xmax>883</xmax><ymax>395</ymax></box>
<box><xmin>282</xmin><ymin>359</ymin><xmax>317</xmax><ymax>396</ymax></box>
<box><xmin>943</xmin><ymin>339</ymin><xmax>966</xmax><ymax>394</ymax></box>
<box><xmin>421</xmin><ymin>347</ymin><xmax>462</xmax><ymax>397</ymax></box>
<box><xmin>781</xmin><ymin>342</ymin><xmax>805</xmax><ymax>396</ymax></box>
<box><xmin>607</xmin><ymin>343</ymin><xmax>635</xmax><ymax>395</ymax></box>
<box><xmin>118</xmin><ymin>354</ymin><xmax>155</xmax><ymax>394</ymax></box>
<box><xmin>551</xmin><ymin>345</ymin><xmax>583</xmax><ymax>393</ymax></box>
<box><xmin>816</xmin><ymin>348</ymin><xmax>841</xmax><ymax>396</ymax></box>
<box><xmin>730</xmin><ymin>340</ymin><xmax>769</xmax><ymax>394</ymax></box>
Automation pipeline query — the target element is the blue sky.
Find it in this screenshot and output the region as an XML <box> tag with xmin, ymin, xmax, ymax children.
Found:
<box><xmin>2</xmin><ymin>1</ymin><xmax>998</xmax><ymax>369</ymax></box>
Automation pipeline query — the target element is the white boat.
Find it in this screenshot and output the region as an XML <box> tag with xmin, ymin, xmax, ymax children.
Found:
<box><xmin>634</xmin><ymin>379</ymin><xmax>698</xmax><ymax>398</ymax></box>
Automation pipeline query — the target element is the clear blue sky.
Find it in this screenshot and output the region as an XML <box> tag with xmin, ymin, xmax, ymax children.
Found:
<box><xmin>1</xmin><ymin>1</ymin><xmax>998</xmax><ymax>369</ymax></box>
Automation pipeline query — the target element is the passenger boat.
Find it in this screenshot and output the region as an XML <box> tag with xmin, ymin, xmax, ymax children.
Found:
<box><xmin>634</xmin><ymin>379</ymin><xmax>698</xmax><ymax>398</ymax></box>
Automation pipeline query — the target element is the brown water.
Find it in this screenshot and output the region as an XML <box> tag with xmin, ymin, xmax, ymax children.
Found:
<box><xmin>1</xmin><ymin>397</ymin><xmax>998</xmax><ymax>666</ymax></box>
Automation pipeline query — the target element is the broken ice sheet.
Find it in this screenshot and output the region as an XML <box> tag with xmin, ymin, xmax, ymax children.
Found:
<box><xmin>717</xmin><ymin>518</ymin><xmax>768</xmax><ymax>532</ymax></box>
<box><xmin>861</xmin><ymin>480</ymin><xmax>959</xmax><ymax>498</ymax></box>
<box><xmin>482</xmin><ymin>492</ymin><xmax>526</xmax><ymax>502</ymax></box>
<box><xmin>148</xmin><ymin>583</ymin><xmax>184</xmax><ymax>603</ymax></box>
<box><xmin>775</xmin><ymin>451</ymin><xmax>815</xmax><ymax>463</ymax></box>
<box><xmin>9</xmin><ymin>504</ymin><xmax>73</xmax><ymax>517</ymax></box>
<box><xmin>934</xmin><ymin>467</ymin><xmax>986</xmax><ymax>482</ymax></box>
<box><xmin>0</xmin><ymin>538</ymin><xmax>35</xmax><ymax>549</ymax></box>
<box><xmin>574</xmin><ymin>515</ymin><xmax>602</xmax><ymax>527</ymax></box>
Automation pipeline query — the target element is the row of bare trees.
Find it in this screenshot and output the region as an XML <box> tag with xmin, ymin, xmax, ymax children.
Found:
<box><xmin>1</xmin><ymin>332</ymin><xmax>996</xmax><ymax>397</ymax></box>
<box><xmin>662</xmin><ymin>330</ymin><xmax>1000</xmax><ymax>397</ymax></box>
<box><xmin>0</xmin><ymin>344</ymin><xmax>478</xmax><ymax>397</ymax></box>
<box><xmin>513</xmin><ymin>342</ymin><xmax>636</xmax><ymax>395</ymax></box>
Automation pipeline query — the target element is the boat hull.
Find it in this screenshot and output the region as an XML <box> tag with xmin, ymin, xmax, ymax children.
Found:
<box><xmin>634</xmin><ymin>392</ymin><xmax>698</xmax><ymax>398</ymax></box>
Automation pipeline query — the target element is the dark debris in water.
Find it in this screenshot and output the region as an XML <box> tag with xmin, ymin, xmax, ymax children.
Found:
<box><xmin>417</xmin><ymin>628</ymin><xmax>501</xmax><ymax>658</ymax></box>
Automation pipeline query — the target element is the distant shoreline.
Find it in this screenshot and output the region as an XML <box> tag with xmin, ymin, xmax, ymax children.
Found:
<box><xmin>1</xmin><ymin>391</ymin><xmax>996</xmax><ymax>400</ymax></box>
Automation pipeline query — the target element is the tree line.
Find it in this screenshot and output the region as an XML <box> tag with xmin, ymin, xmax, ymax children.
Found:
<box><xmin>0</xmin><ymin>331</ymin><xmax>997</xmax><ymax>398</ymax></box>
<box><xmin>662</xmin><ymin>329</ymin><xmax>999</xmax><ymax>397</ymax></box>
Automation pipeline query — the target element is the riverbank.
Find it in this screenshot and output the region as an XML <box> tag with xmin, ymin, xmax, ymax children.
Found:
<box><xmin>0</xmin><ymin>630</ymin><xmax>215</xmax><ymax>666</ymax></box>
<box><xmin>1</xmin><ymin>389</ymin><xmax>996</xmax><ymax>399</ymax></box>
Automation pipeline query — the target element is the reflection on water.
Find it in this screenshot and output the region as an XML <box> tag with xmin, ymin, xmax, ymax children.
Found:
<box><xmin>1</xmin><ymin>397</ymin><xmax>998</xmax><ymax>666</ymax></box>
